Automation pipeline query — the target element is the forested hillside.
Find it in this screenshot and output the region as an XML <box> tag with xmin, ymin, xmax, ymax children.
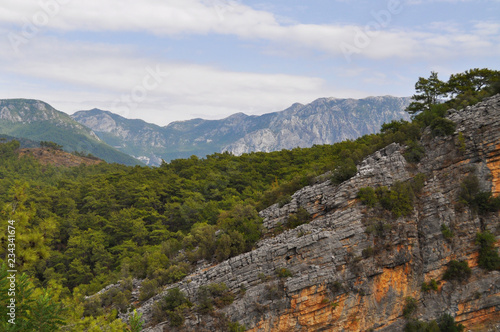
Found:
<box><xmin>0</xmin><ymin>68</ymin><xmax>499</xmax><ymax>331</ymax></box>
<box><xmin>0</xmin><ymin>99</ymin><xmax>143</xmax><ymax>166</ymax></box>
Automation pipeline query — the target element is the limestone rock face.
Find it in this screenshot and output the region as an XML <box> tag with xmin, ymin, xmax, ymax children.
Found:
<box><xmin>223</xmin><ymin>97</ymin><xmax>411</xmax><ymax>156</ymax></box>
<box><xmin>138</xmin><ymin>95</ymin><xmax>500</xmax><ymax>331</ymax></box>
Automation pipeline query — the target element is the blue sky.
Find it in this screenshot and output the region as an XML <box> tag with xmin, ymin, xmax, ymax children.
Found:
<box><xmin>0</xmin><ymin>0</ymin><xmax>499</xmax><ymax>126</ymax></box>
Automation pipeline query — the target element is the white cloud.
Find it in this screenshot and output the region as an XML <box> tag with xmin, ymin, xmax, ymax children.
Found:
<box><xmin>2</xmin><ymin>0</ymin><xmax>499</xmax><ymax>62</ymax></box>
<box><xmin>1</xmin><ymin>0</ymin><xmax>499</xmax><ymax>126</ymax></box>
<box><xmin>0</xmin><ymin>35</ymin><xmax>356</xmax><ymax>125</ymax></box>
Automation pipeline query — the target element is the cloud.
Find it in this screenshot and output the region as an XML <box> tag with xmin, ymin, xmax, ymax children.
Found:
<box><xmin>1</xmin><ymin>0</ymin><xmax>499</xmax><ymax>126</ymax></box>
<box><xmin>2</xmin><ymin>0</ymin><xmax>500</xmax><ymax>62</ymax></box>
<box><xmin>0</xmin><ymin>35</ymin><xmax>361</xmax><ymax>125</ymax></box>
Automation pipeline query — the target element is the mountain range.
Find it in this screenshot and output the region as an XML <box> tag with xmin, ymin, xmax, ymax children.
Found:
<box><xmin>0</xmin><ymin>99</ymin><xmax>143</xmax><ymax>166</ymax></box>
<box><xmin>72</xmin><ymin>96</ymin><xmax>411</xmax><ymax>165</ymax></box>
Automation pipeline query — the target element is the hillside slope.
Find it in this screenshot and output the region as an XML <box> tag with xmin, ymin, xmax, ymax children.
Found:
<box><xmin>0</xmin><ymin>99</ymin><xmax>143</xmax><ymax>166</ymax></box>
<box><xmin>19</xmin><ymin>148</ymin><xmax>103</xmax><ymax>167</ymax></box>
<box><xmin>72</xmin><ymin>96</ymin><xmax>410</xmax><ymax>165</ymax></box>
<box><xmin>135</xmin><ymin>95</ymin><xmax>500</xmax><ymax>331</ymax></box>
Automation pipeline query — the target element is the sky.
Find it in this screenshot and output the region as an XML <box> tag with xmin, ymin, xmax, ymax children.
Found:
<box><xmin>0</xmin><ymin>0</ymin><xmax>499</xmax><ymax>126</ymax></box>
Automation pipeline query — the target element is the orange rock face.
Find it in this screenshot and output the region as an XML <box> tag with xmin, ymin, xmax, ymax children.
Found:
<box><xmin>487</xmin><ymin>143</ymin><xmax>500</xmax><ymax>196</ymax></box>
<box><xmin>247</xmin><ymin>264</ymin><xmax>419</xmax><ymax>332</ymax></box>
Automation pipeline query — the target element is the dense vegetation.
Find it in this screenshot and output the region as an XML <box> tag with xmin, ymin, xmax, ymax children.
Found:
<box><xmin>0</xmin><ymin>68</ymin><xmax>499</xmax><ymax>330</ymax></box>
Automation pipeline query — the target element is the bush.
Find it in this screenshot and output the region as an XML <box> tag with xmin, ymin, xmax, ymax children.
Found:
<box><xmin>421</xmin><ymin>279</ymin><xmax>438</xmax><ymax>292</ymax></box>
<box><xmin>40</xmin><ymin>141</ymin><xmax>63</xmax><ymax>150</ymax></box>
<box><xmin>163</xmin><ymin>287</ymin><xmax>190</xmax><ymax>311</ymax></box>
<box><xmin>329</xmin><ymin>281</ymin><xmax>344</xmax><ymax>294</ymax></box>
<box><xmin>443</xmin><ymin>260</ymin><xmax>471</xmax><ymax>281</ymax></box>
<box><xmin>457</xmin><ymin>132</ymin><xmax>466</xmax><ymax>154</ymax></box>
<box><xmin>473</xmin><ymin>191</ymin><xmax>500</xmax><ymax>214</ymax></box>
<box><xmin>278</xmin><ymin>195</ymin><xmax>292</xmax><ymax>208</ymax></box>
<box><xmin>438</xmin><ymin>313</ymin><xmax>465</xmax><ymax>332</ymax></box>
<box><xmin>228</xmin><ymin>321</ymin><xmax>247</xmax><ymax>332</ymax></box>
<box><xmin>153</xmin><ymin>263</ymin><xmax>189</xmax><ymax>286</ymax></box>
<box><xmin>83</xmin><ymin>296</ymin><xmax>103</xmax><ymax>317</ymax></box>
<box><xmin>128</xmin><ymin>310</ymin><xmax>144</xmax><ymax>332</ymax></box>
<box><xmin>403</xmin><ymin>297</ymin><xmax>418</xmax><ymax>319</ymax></box>
<box><xmin>384</xmin><ymin>181</ymin><xmax>415</xmax><ymax>217</ymax></box>
<box><xmin>458</xmin><ymin>174</ymin><xmax>480</xmax><ymax>206</ymax></box>
<box><xmin>375</xmin><ymin>182</ymin><xmax>415</xmax><ymax>218</ymax></box>
<box><xmin>112</xmin><ymin>291</ymin><xmax>130</xmax><ymax>313</ymax></box>
<box><xmin>362</xmin><ymin>246</ymin><xmax>375</xmax><ymax>258</ymax></box>
<box><xmin>413</xmin><ymin>103</ymin><xmax>449</xmax><ymax>128</ymax></box>
<box><xmin>365</xmin><ymin>219</ymin><xmax>392</xmax><ymax>238</ymax></box>
<box><xmin>287</xmin><ymin>207</ymin><xmax>311</xmax><ymax>229</ymax></box>
<box><xmin>441</xmin><ymin>224</ymin><xmax>454</xmax><ymax>241</ymax></box>
<box><xmin>476</xmin><ymin>231</ymin><xmax>500</xmax><ymax>271</ymax></box>
<box><xmin>257</xmin><ymin>273</ymin><xmax>268</xmax><ymax>283</ymax></box>
<box><xmin>168</xmin><ymin>308</ymin><xmax>185</xmax><ymax>327</ymax></box>
<box><xmin>430</xmin><ymin>118</ymin><xmax>456</xmax><ymax>137</ymax></box>
<box><xmin>358</xmin><ymin>187</ymin><xmax>377</xmax><ymax>207</ymax></box>
<box><xmin>458</xmin><ymin>174</ymin><xmax>500</xmax><ymax>214</ymax></box>
<box><xmin>404</xmin><ymin>313</ymin><xmax>464</xmax><ymax>332</ymax></box>
<box><xmin>139</xmin><ymin>279</ymin><xmax>158</xmax><ymax>302</ymax></box>
<box><xmin>411</xmin><ymin>173</ymin><xmax>427</xmax><ymax>194</ymax></box>
<box><xmin>265</xmin><ymin>282</ymin><xmax>285</xmax><ymax>300</ymax></box>
<box><xmin>404</xmin><ymin>319</ymin><xmax>440</xmax><ymax>332</ymax></box>
<box><xmin>331</xmin><ymin>158</ymin><xmax>357</xmax><ymax>185</ymax></box>
<box><xmin>197</xmin><ymin>283</ymin><xmax>234</xmax><ymax>313</ymax></box>
<box><xmin>359</xmin><ymin>181</ymin><xmax>416</xmax><ymax>218</ymax></box>
<box><xmin>404</xmin><ymin>141</ymin><xmax>425</xmax><ymax>163</ymax></box>
<box><xmin>276</xmin><ymin>268</ymin><xmax>293</xmax><ymax>278</ymax></box>
<box><xmin>152</xmin><ymin>287</ymin><xmax>191</xmax><ymax>326</ymax></box>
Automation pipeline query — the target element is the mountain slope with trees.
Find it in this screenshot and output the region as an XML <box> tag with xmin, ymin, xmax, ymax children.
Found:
<box><xmin>0</xmin><ymin>68</ymin><xmax>498</xmax><ymax>331</ymax></box>
<box><xmin>0</xmin><ymin>99</ymin><xmax>143</xmax><ymax>166</ymax></box>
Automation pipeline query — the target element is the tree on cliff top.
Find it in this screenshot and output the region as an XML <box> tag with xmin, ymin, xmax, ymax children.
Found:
<box><xmin>406</xmin><ymin>68</ymin><xmax>500</xmax><ymax>115</ymax></box>
<box><xmin>406</xmin><ymin>71</ymin><xmax>447</xmax><ymax>114</ymax></box>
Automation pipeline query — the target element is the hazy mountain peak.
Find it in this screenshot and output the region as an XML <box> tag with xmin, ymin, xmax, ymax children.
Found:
<box><xmin>73</xmin><ymin>95</ymin><xmax>411</xmax><ymax>165</ymax></box>
<box><xmin>0</xmin><ymin>99</ymin><xmax>144</xmax><ymax>166</ymax></box>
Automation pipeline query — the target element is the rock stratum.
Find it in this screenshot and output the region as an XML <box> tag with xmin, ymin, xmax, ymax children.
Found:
<box><xmin>135</xmin><ymin>95</ymin><xmax>500</xmax><ymax>331</ymax></box>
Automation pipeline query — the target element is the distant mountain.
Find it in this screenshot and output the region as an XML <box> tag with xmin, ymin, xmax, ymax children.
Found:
<box><xmin>73</xmin><ymin>96</ymin><xmax>411</xmax><ymax>166</ymax></box>
<box><xmin>0</xmin><ymin>99</ymin><xmax>143</xmax><ymax>166</ymax></box>
<box><xmin>223</xmin><ymin>96</ymin><xmax>412</xmax><ymax>155</ymax></box>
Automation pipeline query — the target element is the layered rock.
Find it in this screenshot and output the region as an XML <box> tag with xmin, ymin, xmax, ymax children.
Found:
<box><xmin>138</xmin><ymin>95</ymin><xmax>500</xmax><ymax>331</ymax></box>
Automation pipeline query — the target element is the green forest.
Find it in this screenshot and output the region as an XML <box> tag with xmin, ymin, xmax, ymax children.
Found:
<box><xmin>0</xmin><ymin>68</ymin><xmax>499</xmax><ymax>331</ymax></box>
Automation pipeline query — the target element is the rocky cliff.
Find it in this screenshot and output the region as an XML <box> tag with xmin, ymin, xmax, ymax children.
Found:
<box><xmin>133</xmin><ymin>95</ymin><xmax>500</xmax><ymax>331</ymax></box>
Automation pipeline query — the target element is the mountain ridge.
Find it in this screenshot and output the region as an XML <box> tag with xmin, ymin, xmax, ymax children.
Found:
<box><xmin>0</xmin><ymin>99</ymin><xmax>143</xmax><ymax>166</ymax></box>
<box><xmin>73</xmin><ymin>95</ymin><xmax>411</xmax><ymax>165</ymax></box>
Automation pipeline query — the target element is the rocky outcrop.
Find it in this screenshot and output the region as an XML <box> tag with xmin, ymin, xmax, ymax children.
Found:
<box><xmin>137</xmin><ymin>95</ymin><xmax>500</xmax><ymax>331</ymax></box>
